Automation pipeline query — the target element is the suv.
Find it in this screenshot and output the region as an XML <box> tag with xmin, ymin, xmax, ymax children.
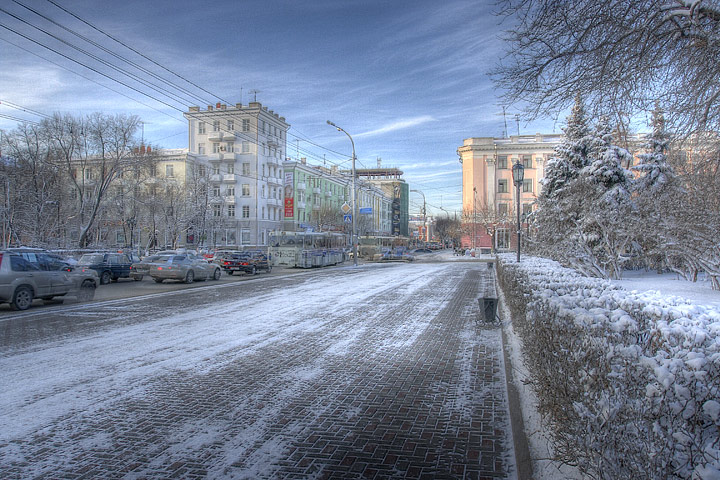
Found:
<box><xmin>77</xmin><ymin>252</ymin><xmax>134</xmax><ymax>284</ymax></box>
<box><xmin>0</xmin><ymin>248</ymin><xmax>99</xmax><ymax>310</ymax></box>
<box><xmin>215</xmin><ymin>251</ymin><xmax>272</xmax><ymax>275</ymax></box>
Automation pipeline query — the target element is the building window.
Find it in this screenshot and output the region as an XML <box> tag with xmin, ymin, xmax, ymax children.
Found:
<box><xmin>242</xmin><ymin>119</ymin><xmax>250</xmax><ymax>132</ymax></box>
<box><xmin>226</xmin><ymin>142</ymin><xmax>234</xmax><ymax>153</ymax></box>
<box><xmin>227</xmin><ymin>120</ymin><xmax>234</xmax><ymax>131</ymax></box>
<box><xmin>227</xmin><ymin>186</ymin><xmax>235</xmax><ymax>196</ymax></box>
<box><xmin>523</xmin><ymin>179</ymin><xmax>533</xmax><ymax>193</ymax></box>
<box><xmin>227</xmin><ymin>164</ymin><xmax>234</xmax><ymax>174</ymax></box>
<box><xmin>496</xmin><ymin>228</ymin><xmax>510</xmax><ymax>249</ymax></box>
<box><xmin>149</xmin><ymin>164</ymin><xmax>157</xmax><ymax>177</ymax></box>
<box><xmin>165</xmin><ymin>164</ymin><xmax>174</xmax><ymax>177</ymax></box>
<box><xmin>213</xmin><ymin>204</ymin><xmax>221</xmax><ymax>217</ymax></box>
<box><xmin>198</xmin><ymin>165</ymin><xmax>206</xmax><ymax>176</ymax></box>
<box><xmin>213</xmin><ymin>120</ymin><xmax>220</xmax><ymax>132</ymax></box>
<box><xmin>498</xmin><ymin>179</ymin><xmax>508</xmax><ymax>193</ymax></box>
<box><xmin>241</xmin><ymin>228</ymin><xmax>250</xmax><ymax>244</ymax></box>
<box><xmin>213</xmin><ymin>143</ymin><xmax>221</xmax><ymax>153</ymax></box>
<box><xmin>198</xmin><ymin>143</ymin><xmax>205</xmax><ymax>155</ymax></box>
<box><xmin>261</xmin><ymin>121</ymin><xmax>265</xmax><ymax>133</ymax></box>
<box><xmin>242</xmin><ymin>184</ymin><xmax>250</xmax><ymax>196</ymax></box>
<box><xmin>213</xmin><ymin>185</ymin><xmax>220</xmax><ymax>197</ymax></box>
<box><xmin>242</xmin><ymin>141</ymin><xmax>250</xmax><ymax>153</ymax></box>
<box><xmin>522</xmin><ymin>155</ymin><xmax>532</xmax><ymax>169</ymax></box>
<box><xmin>212</xmin><ymin>166</ymin><xmax>220</xmax><ymax>175</ymax></box>
<box><xmin>198</xmin><ymin>122</ymin><xmax>206</xmax><ymax>134</ymax></box>
<box><xmin>523</xmin><ymin>203</ymin><xmax>533</xmax><ymax>216</ymax></box>
<box><xmin>261</xmin><ymin>185</ymin><xmax>266</xmax><ymax>198</ymax></box>
<box><xmin>242</xmin><ymin>163</ymin><xmax>250</xmax><ymax>175</ymax></box>
<box><xmin>498</xmin><ymin>203</ymin><xmax>508</xmax><ymax>215</ymax></box>
<box><xmin>242</xmin><ymin>205</ymin><xmax>250</xmax><ymax>218</ymax></box>
<box><xmin>227</xmin><ymin>205</ymin><xmax>235</xmax><ymax>217</ymax></box>
<box><xmin>497</xmin><ymin>155</ymin><xmax>508</xmax><ymax>169</ymax></box>
<box><xmin>262</xmin><ymin>206</ymin><xmax>266</xmax><ymax>219</ymax></box>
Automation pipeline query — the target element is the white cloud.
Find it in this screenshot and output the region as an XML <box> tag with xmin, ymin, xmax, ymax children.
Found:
<box><xmin>355</xmin><ymin>115</ymin><xmax>435</xmax><ymax>138</ymax></box>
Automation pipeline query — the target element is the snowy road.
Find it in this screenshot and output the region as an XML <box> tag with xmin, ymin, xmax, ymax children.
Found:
<box><xmin>0</xmin><ymin>260</ymin><xmax>515</xmax><ymax>479</ymax></box>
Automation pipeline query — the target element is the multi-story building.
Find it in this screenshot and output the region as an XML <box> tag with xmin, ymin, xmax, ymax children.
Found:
<box><xmin>355</xmin><ymin>166</ymin><xmax>409</xmax><ymax>237</ymax></box>
<box><xmin>282</xmin><ymin>158</ymin><xmax>391</xmax><ymax>236</ymax></box>
<box><xmin>184</xmin><ymin>102</ymin><xmax>289</xmax><ymax>247</ymax></box>
<box><xmin>457</xmin><ymin>134</ymin><xmax>562</xmax><ymax>250</ymax></box>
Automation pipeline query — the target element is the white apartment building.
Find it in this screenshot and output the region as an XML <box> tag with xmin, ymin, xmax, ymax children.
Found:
<box><xmin>184</xmin><ymin>102</ymin><xmax>289</xmax><ymax>247</ymax></box>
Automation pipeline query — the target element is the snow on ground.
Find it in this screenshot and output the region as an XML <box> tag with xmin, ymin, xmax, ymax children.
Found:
<box><xmin>613</xmin><ymin>269</ymin><xmax>720</xmax><ymax>309</ymax></box>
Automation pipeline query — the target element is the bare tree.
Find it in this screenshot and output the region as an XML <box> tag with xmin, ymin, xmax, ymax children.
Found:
<box><xmin>493</xmin><ymin>0</ymin><xmax>720</xmax><ymax>136</ymax></box>
<box><xmin>0</xmin><ymin>123</ymin><xmax>62</xmax><ymax>246</ymax></box>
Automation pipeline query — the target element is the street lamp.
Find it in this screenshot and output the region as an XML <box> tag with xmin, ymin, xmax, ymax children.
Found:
<box><xmin>410</xmin><ymin>189</ymin><xmax>426</xmax><ymax>244</ymax></box>
<box><xmin>327</xmin><ymin>120</ymin><xmax>358</xmax><ymax>266</ymax></box>
<box><xmin>512</xmin><ymin>161</ymin><xmax>525</xmax><ymax>262</ymax></box>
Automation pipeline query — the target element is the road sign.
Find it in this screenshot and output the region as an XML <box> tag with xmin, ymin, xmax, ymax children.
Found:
<box><xmin>359</xmin><ymin>207</ymin><xmax>372</xmax><ymax>214</ymax></box>
<box><xmin>341</xmin><ymin>202</ymin><xmax>351</xmax><ymax>214</ymax></box>
<box><xmin>343</xmin><ymin>214</ymin><xmax>352</xmax><ymax>223</ymax></box>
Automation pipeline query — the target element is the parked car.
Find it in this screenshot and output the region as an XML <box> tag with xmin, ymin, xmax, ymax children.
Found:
<box><xmin>77</xmin><ymin>252</ymin><xmax>134</xmax><ymax>284</ymax></box>
<box><xmin>0</xmin><ymin>248</ymin><xmax>99</xmax><ymax>310</ymax></box>
<box><xmin>132</xmin><ymin>253</ymin><xmax>222</xmax><ymax>283</ymax></box>
<box><xmin>216</xmin><ymin>251</ymin><xmax>271</xmax><ymax>275</ymax></box>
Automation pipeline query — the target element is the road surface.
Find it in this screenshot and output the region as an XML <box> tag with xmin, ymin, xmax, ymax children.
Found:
<box><xmin>0</xmin><ymin>260</ymin><xmax>516</xmax><ymax>479</ymax></box>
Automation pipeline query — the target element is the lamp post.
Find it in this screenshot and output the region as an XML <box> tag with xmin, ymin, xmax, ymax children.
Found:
<box><xmin>410</xmin><ymin>189</ymin><xmax>426</xmax><ymax>244</ymax></box>
<box><xmin>327</xmin><ymin>120</ymin><xmax>357</xmax><ymax>266</ymax></box>
<box><xmin>512</xmin><ymin>161</ymin><xmax>525</xmax><ymax>262</ymax></box>
<box><xmin>472</xmin><ymin>187</ymin><xmax>477</xmax><ymax>252</ymax></box>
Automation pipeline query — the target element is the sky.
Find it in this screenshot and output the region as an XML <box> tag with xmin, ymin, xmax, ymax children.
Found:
<box><xmin>0</xmin><ymin>0</ymin><xmax>559</xmax><ymax>216</ymax></box>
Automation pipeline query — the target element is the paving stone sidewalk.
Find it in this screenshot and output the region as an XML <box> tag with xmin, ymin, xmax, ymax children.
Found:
<box><xmin>1</xmin><ymin>264</ymin><xmax>516</xmax><ymax>479</ymax></box>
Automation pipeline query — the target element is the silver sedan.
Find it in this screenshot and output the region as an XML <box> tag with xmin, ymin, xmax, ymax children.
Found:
<box><xmin>132</xmin><ymin>254</ymin><xmax>221</xmax><ymax>284</ymax></box>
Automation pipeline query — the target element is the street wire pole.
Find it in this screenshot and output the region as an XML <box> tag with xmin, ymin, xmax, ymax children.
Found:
<box><xmin>327</xmin><ymin>120</ymin><xmax>358</xmax><ymax>266</ymax></box>
<box><xmin>410</xmin><ymin>189</ymin><xmax>426</xmax><ymax>244</ymax></box>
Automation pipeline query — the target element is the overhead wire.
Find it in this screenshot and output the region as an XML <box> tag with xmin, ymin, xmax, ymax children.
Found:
<box><xmin>0</xmin><ymin>1</ymin><xmax>398</xmax><ymax>199</ymax></box>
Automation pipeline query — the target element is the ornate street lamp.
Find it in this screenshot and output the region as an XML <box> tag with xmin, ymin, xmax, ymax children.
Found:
<box><xmin>511</xmin><ymin>161</ymin><xmax>525</xmax><ymax>262</ymax></box>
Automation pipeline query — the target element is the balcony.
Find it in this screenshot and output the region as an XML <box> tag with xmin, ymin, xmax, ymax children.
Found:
<box><xmin>267</xmin><ymin>176</ymin><xmax>282</xmax><ymax>186</ymax></box>
<box><xmin>296</xmin><ymin>182</ymin><xmax>306</xmax><ymax>191</ymax></box>
<box><xmin>223</xmin><ymin>195</ymin><xmax>236</xmax><ymax>204</ymax></box>
<box><xmin>208</xmin><ymin>132</ymin><xmax>235</xmax><ymax>142</ymax></box>
<box><xmin>210</xmin><ymin>174</ymin><xmax>222</xmax><ymax>182</ymax></box>
<box><xmin>325</xmin><ymin>191</ymin><xmax>333</xmax><ymax>197</ymax></box>
<box><xmin>297</xmin><ymin>201</ymin><xmax>306</xmax><ymax>209</ymax></box>
<box><xmin>266</xmin><ymin>198</ymin><xmax>281</xmax><ymax>207</ymax></box>
<box><xmin>313</xmin><ymin>187</ymin><xmax>321</xmax><ymax>194</ymax></box>
<box><xmin>222</xmin><ymin>174</ymin><xmax>236</xmax><ymax>183</ymax></box>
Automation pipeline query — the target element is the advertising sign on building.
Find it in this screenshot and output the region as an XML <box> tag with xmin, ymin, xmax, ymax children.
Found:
<box><xmin>284</xmin><ymin>172</ymin><xmax>294</xmax><ymax>218</ymax></box>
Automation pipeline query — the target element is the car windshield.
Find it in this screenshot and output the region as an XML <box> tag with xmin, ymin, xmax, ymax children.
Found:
<box><xmin>78</xmin><ymin>254</ymin><xmax>105</xmax><ymax>264</ymax></box>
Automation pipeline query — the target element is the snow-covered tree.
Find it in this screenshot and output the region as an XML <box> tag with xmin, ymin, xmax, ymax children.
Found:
<box><xmin>493</xmin><ymin>0</ymin><xmax>720</xmax><ymax>138</ymax></box>
<box><xmin>534</xmin><ymin>104</ymin><xmax>635</xmax><ymax>279</ymax></box>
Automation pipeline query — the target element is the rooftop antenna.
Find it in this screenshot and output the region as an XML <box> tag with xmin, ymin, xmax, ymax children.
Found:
<box><xmin>250</xmin><ymin>89</ymin><xmax>260</xmax><ymax>102</ymax></box>
<box><xmin>240</xmin><ymin>86</ymin><xmax>243</xmax><ymax>104</ymax></box>
<box><xmin>516</xmin><ymin>114</ymin><xmax>520</xmax><ymax>136</ymax></box>
<box><xmin>503</xmin><ymin>106</ymin><xmax>508</xmax><ymax>138</ymax></box>
<box><xmin>139</xmin><ymin>121</ymin><xmax>151</xmax><ymax>144</ymax></box>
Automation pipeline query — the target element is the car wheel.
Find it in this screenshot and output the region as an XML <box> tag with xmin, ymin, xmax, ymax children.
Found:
<box><xmin>10</xmin><ymin>285</ymin><xmax>34</xmax><ymax>311</ymax></box>
<box><xmin>77</xmin><ymin>280</ymin><xmax>96</xmax><ymax>302</ymax></box>
<box><xmin>267</xmin><ymin>265</ymin><xmax>272</xmax><ymax>273</ymax></box>
<box><xmin>251</xmin><ymin>266</ymin><xmax>257</xmax><ymax>275</ymax></box>
<box><xmin>213</xmin><ymin>268</ymin><xmax>221</xmax><ymax>280</ymax></box>
<box><xmin>227</xmin><ymin>270</ymin><xmax>234</xmax><ymax>275</ymax></box>
<box><xmin>154</xmin><ymin>277</ymin><xmax>164</xmax><ymax>283</ymax></box>
<box><xmin>184</xmin><ymin>270</ymin><xmax>195</xmax><ymax>284</ymax></box>
<box><xmin>100</xmin><ymin>271</ymin><xmax>112</xmax><ymax>285</ymax></box>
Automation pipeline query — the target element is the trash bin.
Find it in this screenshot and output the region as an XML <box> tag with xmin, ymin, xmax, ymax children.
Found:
<box><xmin>479</xmin><ymin>297</ymin><xmax>498</xmax><ymax>322</ymax></box>
<box><xmin>487</xmin><ymin>261</ymin><xmax>494</xmax><ymax>269</ymax></box>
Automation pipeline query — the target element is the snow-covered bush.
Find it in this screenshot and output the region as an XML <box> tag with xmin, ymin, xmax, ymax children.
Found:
<box><xmin>497</xmin><ymin>254</ymin><xmax>720</xmax><ymax>479</ymax></box>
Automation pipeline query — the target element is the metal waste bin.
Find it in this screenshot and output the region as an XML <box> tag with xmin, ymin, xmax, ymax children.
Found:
<box><xmin>479</xmin><ymin>297</ymin><xmax>498</xmax><ymax>322</ymax></box>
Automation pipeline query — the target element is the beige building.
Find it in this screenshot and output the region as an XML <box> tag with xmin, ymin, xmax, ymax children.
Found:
<box><xmin>457</xmin><ymin>134</ymin><xmax>562</xmax><ymax>249</ymax></box>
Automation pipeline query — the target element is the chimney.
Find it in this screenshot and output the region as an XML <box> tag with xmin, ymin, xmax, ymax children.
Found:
<box><xmin>216</xmin><ymin>102</ymin><xmax>221</xmax><ymax>109</ymax></box>
<box><xmin>207</xmin><ymin>105</ymin><xmax>213</xmax><ymax>111</ymax></box>
<box><xmin>301</xmin><ymin>157</ymin><xmax>307</xmax><ymax>164</ymax></box>
<box><xmin>140</xmin><ymin>145</ymin><xmax>146</xmax><ymax>154</ymax></box>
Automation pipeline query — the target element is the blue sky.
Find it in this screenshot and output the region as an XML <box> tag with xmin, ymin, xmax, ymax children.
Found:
<box><xmin>0</xmin><ymin>0</ymin><xmax>558</xmax><ymax>215</ymax></box>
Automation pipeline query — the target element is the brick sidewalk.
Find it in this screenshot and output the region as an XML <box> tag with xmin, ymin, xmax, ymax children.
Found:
<box><xmin>1</xmin><ymin>264</ymin><xmax>516</xmax><ymax>479</ymax></box>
